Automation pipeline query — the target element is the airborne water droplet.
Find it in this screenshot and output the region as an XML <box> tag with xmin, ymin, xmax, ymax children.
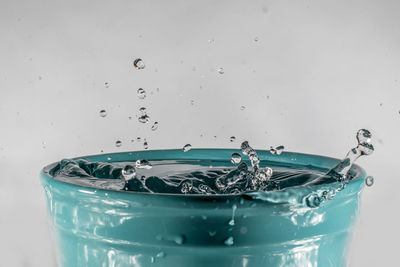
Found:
<box><xmin>99</xmin><ymin>110</ymin><xmax>107</xmax><ymax>117</ymax></box>
<box><xmin>143</xmin><ymin>139</ymin><xmax>149</xmax><ymax>150</ymax></box>
<box><xmin>356</xmin><ymin>129</ymin><xmax>374</xmax><ymax>156</ymax></box>
<box><xmin>151</xmin><ymin>122</ymin><xmax>158</xmax><ymax>131</ymax></box>
<box><xmin>365</xmin><ymin>176</ymin><xmax>374</xmax><ymax>187</ymax></box>
<box><xmin>115</xmin><ymin>140</ymin><xmax>122</xmax><ymax>147</ymax></box>
<box><xmin>229</xmin><ymin>136</ymin><xmax>236</xmax><ymax>142</ymax></box>
<box><xmin>217</xmin><ymin>68</ymin><xmax>224</xmax><ymax>74</ymax></box>
<box><xmin>133</xmin><ymin>58</ymin><xmax>145</xmax><ymax>70</ymax></box>
<box><xmin>137</xmin><ymin>88</ymin><xmax>146</xmax><ymax>99</ymax></box>
<box><xmin>357</xmin><ymin>129</ymin><xmax>372</xmax><ymax>144</ymax></box>
<box><xmin>183</xmin><ymin>144</ymin><xmax>192</xmax><ymax>152</ymax></box>
<box><xmin>240</xmin><ymin>106</ymin><xmax>246</xmax><ymax>110</ymax></box>
<box><xmin>230</xmin><ymin>153</ymin><xmax>242</xmax><ymax>164</ymax></box>
<box><xmin>138</xmin><ymin>114</ymin><xmax>150</xmax><ymax>123</ymax></box>
<box><xmin>138</xmin><ymin>107</ymin><xmax>150</xmax><ymax>123</ymax></box>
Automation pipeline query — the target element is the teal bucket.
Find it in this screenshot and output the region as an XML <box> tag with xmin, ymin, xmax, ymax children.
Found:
<box><xmin>41</xmin><ymin>149</ymin><xmax>366</xmax><ymax>267</ymax></box>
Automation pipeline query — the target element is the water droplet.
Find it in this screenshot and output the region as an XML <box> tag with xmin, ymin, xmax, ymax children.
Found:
<box><xmin>306</xmin><ymin>194</ymin><xmax>322</xmax><ymax>208</ymax></box>
<box><xmin>229</xmin><ymin>136</ymin><xmax>236</xmax><ymax>142</ymax></box>
<box><xmin>133</xmin><ymin>58</ymin><xmax>145</xmax><ymax>70</ymax></box>
<box><xmin>138</xmin><ymin>107</ymin><xmax>150</xmax><ymax>123</ymax></box>
<box><xmin>270</xmin><ymin>145</ymin><xmax>285</xmax><ymax>155</ymax></box>
<box><xmin>228</xmin><ymin>204</ymin><xmax>237</xmax><ymax>226</ymax></box>
<box><xmin>255</xmin><ymin>167</ymin><xmax>273</xmax><ymax>182</ymax></box>
<box><xmin>240</xmin><ymin>106</ymin><xmax>246</xmax><ymax>110</ymax></box>
<box><xmin>240</xmin><ymin>141</ymin><xmax>260</xmax><ymax>169</ymax></box>
<box><xmin>173</xmin><ymin>235</ymin><xmax>185</xmax><ymax>245</ymax></box>
<box><xmin>137</xmin><ymin>137</ymin><xmax>141</xmax><ymax>141</ymax></box>
<box><xmin>143</xmin><ymin>139</ymin><xmax>149</xmax><ymax>150</ymax></box>
<box><xmin>99</xmin><ymin>109</ymin><xmax>107</xmax><ymax>117</ymax></box>
<box><xmin>365</xmin><ymin>176</ymin><xmax>374</xmax><ymax>187</ymax></box>
<box><xmin>198</xmin><ymin>184</ymin><xmax>213</xmax><ymax>194</ymax></box>
<box><xmin>115</xmin><ymin>140</ymin><xmax>122</xmax><ymax>147</ymax></box>
<box><xmin>150</xmin><ymin>257</ymin><xmax>155</xmax><ymax>263</ymax></box>
<box><xmin>151</xmin><ymin>122</ymin><xmax>158</xmax><ymax>131</ymax></box>
<box><xmin>254</xmin><ymin>37</ymin><xmax>259</xmax><ymax>42</ymax></box>
<box><xmin>135</xmin><ymin>159</ymin><xmax>152</xmax><ymax>169</ymax></box>
<box><xmin>217</xmin><ymin>68</ymin><xmax>224</xmax><ymax>74</ymax></box>
<box><xmin>122</xmin><ymin>165</ymin><xmax>135</xmax><ymax>180</ymax></box>
<box><xmin>224</xmin><ymin>236</ymin><xmax>234</xmax><ymax>246</ymax></box>
<box><xmin>208</xmin><ymin>38</ymin><xmax>215</xmax><ymax>43</ymax></box>
<box><xmin>231</xmin><ymin>153</ymin><xmax>242</xmax><ymax>164</ymax></box>
<box><xmin>183</xmin><ymin>144</ymin><xmax>192</xmax><ymax>152</ymax></box>
<box><xmin>104</xmin><ymin>82</ymin><xmax>110</xmax><ymax>88</ymax></box>
<box><xmin>156</xmin><ymin>251</ymin><xmax>165</xmax><ymax>258</ymax></box>
<box><xmin>137</xmin><ymin>88</ymin><xmax>146</xmax><ymax>99</ymax></box>
<box><xmin>208</xmin><ymin>230</ymin><xmax>217</xmax><ymax>237</ymax></box>
<box><xmin>138</xmin><ymin>114</ymin><xmax>150</xmax><ymax>123</ymax></box>
<box><xmin>357</xmin><ymin>130</ymin><xmax>374</xmax><ymax>156</ymax></box>
<box><xmin>357</xmin><ymin>129</ymin><xmax>372</xmax><ymax>144</ymax></box>
<box><xmin>190</xmin><ymin>100</ymin><xmax>195</xmax><ymax>106</ymax></box>
<box><xmin>180</xmin><ymin>180</ymin><xmax>193</xmax><ymax>194</ymax></box>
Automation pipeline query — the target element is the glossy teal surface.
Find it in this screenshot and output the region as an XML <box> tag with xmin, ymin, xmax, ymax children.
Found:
<box><xmin>41</xmin><ymin>149</ymin><xmax>366</xmax><ymax>267</ymax></box>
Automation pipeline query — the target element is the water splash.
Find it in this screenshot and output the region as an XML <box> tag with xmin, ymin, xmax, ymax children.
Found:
<box><xmin>50</xmin><ymin>130</ymin><xmax>373</xmax><ymax>208</ymax></box>
<box><xmin>326</xmin><ymin>129</ymin><xmax>374</xmax><ymax>181</ymax></box>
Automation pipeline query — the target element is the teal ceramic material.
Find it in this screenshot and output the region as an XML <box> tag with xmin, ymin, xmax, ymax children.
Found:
<box><xmin>41</xmin><ymin>149</ymin><xmax>366</xmax><ymax>267</ymax></box>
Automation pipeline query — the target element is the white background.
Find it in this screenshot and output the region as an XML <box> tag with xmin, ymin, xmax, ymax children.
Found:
<box><xmin>1</xmin><ymin>0</ymin><xmax>399</xmax><ymax>266</ymax></box>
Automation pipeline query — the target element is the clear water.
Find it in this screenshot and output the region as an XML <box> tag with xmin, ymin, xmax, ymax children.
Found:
<box><xmin>49</xmin><ymin>129</ymin><xmax>373</xmax><ymax>207</ymax></box>
<box><xmin>51</xmin><ymin>158</ymin><xmax>331</xmax><ymax>194</ymax></box>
